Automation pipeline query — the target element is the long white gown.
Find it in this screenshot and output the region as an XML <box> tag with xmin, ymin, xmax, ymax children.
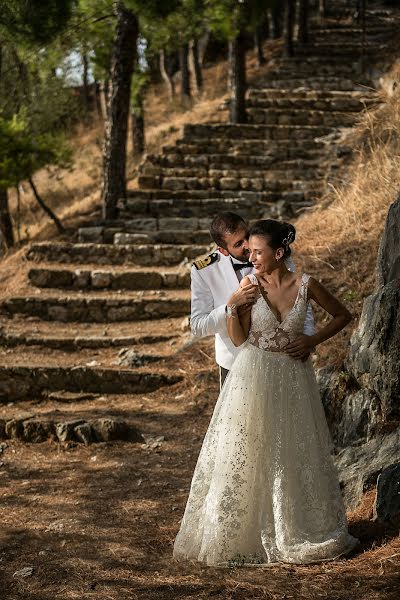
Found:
<box><xmin>173</xmin><ymin>273</ymin><xmax>359</xmax><ymax>566</ymax></box>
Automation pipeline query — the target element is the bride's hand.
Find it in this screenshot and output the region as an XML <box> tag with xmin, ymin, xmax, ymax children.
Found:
<box><xmin>227</xmin><ymin>283</ymin><xmax>257</xmax><ymax>308</ymax></box>
<box><xmin>284</xmin><ymin>334</ymin><xmax>315</xmax><ymax>360</ymax></box>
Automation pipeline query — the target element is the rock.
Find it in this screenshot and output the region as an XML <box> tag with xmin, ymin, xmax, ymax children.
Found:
<box><xmin>56</xmin><ymin>420</ymin><xmax>85</xmax><ymax>442</ymax></box>
<box><xmin>5</xmin><ymin>419</ymin><xmax>24</xmax><ymax>439</ymax></box>
<box><xmin>334</xmin><ymin>428</ymin><xmax>400</xmax><ymax>510</ymax></box>
<box><xmin>346</xmin><ymin>279</ymin><xmax>400</xmax><ymax>422</ymax></box>
<box><xmin>91</xmin><ymin>271</ymin><xmax>112</xmax><ymax>289</ymax></box>
<box><xmin>92</xmin><ymin>418</ymin><xmax>143</xmax><ymax>443</ymax></box>
<box><xmin>74</xmin><ymin>423</ymin><xmax>94</xmax><ymax>445</ymax></box>
<box><xmin>374</xmin><ymin>463</ymin><xmax>400</xmax><ymax>526</ymax></box>
<box><xmin>113</xmin><ymin>233</ymin><xmax>149</xmax><ymax>244</ymax></box>
<box><xmin>23</xmin><ymin>420</ymin><xmax>54</xmax><ymax>443</ymax></box>
<box><xmin>376</xmin><ymin>194</ymin><xmax>400</xmax><ymax>286</ymax></box>
<box><xmin>48</xmin><ymin>306</ymin><xmax>69</xmax><ymax>321</ymax></box>
<box><xmin>78</xmin><ymin>227</ymin><xmax>104</xmax><ymax>243</ymax></box>
<box><xmin>0</xmin><ymin>419</ymin><xmax>6</xmax><ymax>439</ymax></box>
<box><xmin>74</xmin><ymin>269</ymin><xmax>91</xmax><ymax>288</ymax></box>
<box><xmin>338</xmin><ymin>389</ymin><xmax>382</xmax><ymax>446</ymax></box>
<box><xmin>117</xmin><ymin>349</ymin><xmax>161</xmax><ymax>368</ymax></box>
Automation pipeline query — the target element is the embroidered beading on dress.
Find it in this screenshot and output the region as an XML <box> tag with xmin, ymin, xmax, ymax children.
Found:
<box><xmin>247</xmin><ymin>273</ymin><xmax>310</xmax><ymax>353</ymax></box>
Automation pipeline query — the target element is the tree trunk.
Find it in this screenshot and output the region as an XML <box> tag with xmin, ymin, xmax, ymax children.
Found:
<box><xmin>271</xmin><ymin>4</ymin><xmax>284</xmax><ymax>38</ymax></box>
<box><xmin>99</xmin><ymin>79</ymin><xmax>108</xmax><ymax>121</ymax></box>
<box><xmin>198</xmin><ymin>31</ymin><xmax>210</xmax><ymax>65</ymax></box>
<box><xmin>179</xmin><ymin>43</ymin><xmax>191</xmax><ymax>100</ymax></box>
<box><xmin>101</xmin><ymin>4</ymin><xmax>138</xmax><ymax>221</ymax></box>
<box><xmin>299</xmin><ymin>0</ymin><xmax>309</xmax><ymax>44</ymax></box>
<box><xmin>28</xmin><ymin>178</ymin><xmax>65</xmax><ymax>233</ymax></box>
<box><xmin>82</xmin><ymin>49</ymin><xmax>90</xmax><ymax>116</ymax></box>
<box><xmin>284</xmin><ymin>0</ymin><xmax>296</xmax><ymax>57</ymax></box>
<box><xmin>159</xmin><ymin>49</ymin><xmax>175</xmax><ymax>99</ymax></box>
<box><xmin>189</xmin><ymin>39</ymin><xmax>203</xmax><ymax>95</ymax></box>
<box><xmin>254</xmin><ymin>26</ymin><xmax>266</xmax><ymax>66</ymax></box>
<box><xmin>131</xmin><ymin>94</ymin><xmax>145</xmax><ymax>156</ymax></box>
<box><xmin>360</xmin><ymin>0</ymin><xmax>366</xmax><ymax>72</ymax></box>
<box><xmin>228</xmin><ymin>32</ymin><xmax>247</xmax><ymax>124</ymax></box>
<box><xmin>0</xmin><ymin>188</ymin><xmax>14</xmax><ymax>248</ymax></box>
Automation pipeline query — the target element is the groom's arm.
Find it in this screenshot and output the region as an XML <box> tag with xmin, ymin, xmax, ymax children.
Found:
<box><xmin>190</xmin><ymin>266</ymin><xmax>227</xmax><ymax>337</ymax></box>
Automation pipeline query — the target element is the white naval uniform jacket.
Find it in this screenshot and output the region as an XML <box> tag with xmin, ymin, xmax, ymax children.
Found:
<box><xmin>190</xmin><ymin>250</ymin><xmax>316</xmax><ymax>371</ymax></box>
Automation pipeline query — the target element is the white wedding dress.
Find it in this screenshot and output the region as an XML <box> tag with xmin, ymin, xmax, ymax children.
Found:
<box><xmin>173</xmin><ymin>273</ymin><xmax>359</xmax><ymax>566</ymax></box>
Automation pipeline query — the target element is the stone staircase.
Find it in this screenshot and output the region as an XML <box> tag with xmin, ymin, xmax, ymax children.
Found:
<box><xmin>1</xmin><ymin>2</ymin><xmax>399</xmax><ymax>445</ymax></box>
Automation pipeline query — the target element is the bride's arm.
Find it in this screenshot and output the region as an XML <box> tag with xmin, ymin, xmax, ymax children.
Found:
<box><xmin>285</xmin><ymin>277</ymin><xmax>352</xmax><ymax>359</ymax></box>
<box><xmin>226</xmin><ymin>276</ymin><xmax>254</xmax><ymax>346</ymax></box>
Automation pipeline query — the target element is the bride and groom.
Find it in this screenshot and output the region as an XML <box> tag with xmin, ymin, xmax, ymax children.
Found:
<box><xmin>173</xmin><ymin>212</ymin><xmax>359</xmax><ymax>566</ymax></box>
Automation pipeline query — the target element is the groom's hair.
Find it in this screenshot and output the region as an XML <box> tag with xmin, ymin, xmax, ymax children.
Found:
<box><xmin>210</xmin><ymin>212</ymin><xmax>247</xmax><ymax>248</ymax></box>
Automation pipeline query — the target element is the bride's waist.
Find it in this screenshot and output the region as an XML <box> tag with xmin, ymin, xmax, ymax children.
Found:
<box><xmin>247</xmin><ymin>340</ymin><xmax>290</xmax><ymax>355</ymax></box>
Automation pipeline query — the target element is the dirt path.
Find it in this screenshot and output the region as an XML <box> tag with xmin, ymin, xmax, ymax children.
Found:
<box><xmin>0</xmin><ymin>339</ymin><xmax>399</xmax><ymax>600</ymax></box>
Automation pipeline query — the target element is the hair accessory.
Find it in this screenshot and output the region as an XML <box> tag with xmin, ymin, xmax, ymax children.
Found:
<box><xmin>282</xmin><ymin>230</ymin><xmax>294</xmax><ymax>248</ymax></box>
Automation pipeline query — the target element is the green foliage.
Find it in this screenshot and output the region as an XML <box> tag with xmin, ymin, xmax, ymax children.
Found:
<box><xmin>0</xmin><ymin>0</ymin><xmax>76</xmax><ymax>45</ymax></box>
<box><xmin>0</xmin><ymin>113</ymin><xmax>71</xmax><ymax>189</ymax></box>
<box><xmin>205</xmin><ymin>0</ymin><xmax>278</xmax><ymax>39</ymax></box>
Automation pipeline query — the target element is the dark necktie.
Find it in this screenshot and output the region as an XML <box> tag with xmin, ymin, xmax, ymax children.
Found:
<box><xmin>232</xmin><ymin>262</ymin><xmax>253</xmax><ymax>271</ymax></box>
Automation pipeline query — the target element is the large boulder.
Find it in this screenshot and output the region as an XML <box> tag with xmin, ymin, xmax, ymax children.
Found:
<box><xmin>346</xmin><ymin>279</ymin><xmax>400</xmax><ymax>422</ymax></box>
<box><xmin>334</xmin><ymin>429</ymin><xmax>400</xmax><ymax>510</ymax></box>
<box><xmin>321</xmin><ymin>195</ymin><xmax>400</xmax><ymax>510</ymax></box>
<box><xmin>376</xmin><ymin>194</ymin><xmax>400</xmax><ymax>286</ymax></box>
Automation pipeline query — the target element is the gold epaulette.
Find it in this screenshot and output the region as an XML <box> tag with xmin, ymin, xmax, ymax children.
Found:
<box><xmin>193</xmin><ymin>251</ymin><xmax>219</xmax><ymax>270</ymax></box>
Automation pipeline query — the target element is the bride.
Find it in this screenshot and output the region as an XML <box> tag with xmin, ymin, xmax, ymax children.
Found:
<box><xmin>173</xmin><ymin>219</ymin><xmax>359</xmax><ymax>567</ymax></box>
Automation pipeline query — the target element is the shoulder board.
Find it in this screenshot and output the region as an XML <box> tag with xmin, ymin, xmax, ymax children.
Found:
<box><xmin>192</xmin><ymin>251</ymin><xmax>219</xmax><ymax>270</ymax></box>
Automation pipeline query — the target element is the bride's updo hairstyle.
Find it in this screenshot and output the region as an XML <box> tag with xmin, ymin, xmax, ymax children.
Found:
<box><xmin>248</xmin><ymin>219</ymin><xmax>296</xmax><ymax>258</ymax></box>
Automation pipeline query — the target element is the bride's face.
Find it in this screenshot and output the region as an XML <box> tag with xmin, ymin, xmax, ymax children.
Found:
<box><xmin>249</xmin><ymin>235</ymin><xmax>283</xmax><ymax>273</ymax></box>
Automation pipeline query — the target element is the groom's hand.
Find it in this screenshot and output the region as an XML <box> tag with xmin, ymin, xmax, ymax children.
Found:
<box><xmin>284</xmin><ymin>335</ymin><xmax>315</xmax><ymax>360</ymax></box>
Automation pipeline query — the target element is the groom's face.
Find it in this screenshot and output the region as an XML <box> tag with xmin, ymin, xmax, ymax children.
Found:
<box><xmin>219</xmin><ymin>226</ymin><xmax>250</xmax><ymax>262</ymax></box>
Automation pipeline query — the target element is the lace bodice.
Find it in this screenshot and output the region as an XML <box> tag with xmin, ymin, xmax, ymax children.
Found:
<box><xmin>247</xmin><ymin>273</ymin><xmax>311</xmax><ymax>352</ymax></box>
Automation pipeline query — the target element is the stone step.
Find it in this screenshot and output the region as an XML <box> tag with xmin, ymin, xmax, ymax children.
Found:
<box><xmin>246</xmin><ymin>93</ymin><xmax>378</xmax><ymax>112</ymax></box>
<box><xmin>173</xmin><ymin>137</ymin><xmax>326</xmax><ymax>153</ymax></box>
<box><xmin>85</xmin><ymin>196</ymin><xmax>271</xmax><ymax>220</ymax></box>
<box><xmin>248</xmin><ymin>88</ymin><xmax>376</xmax><ymax>100</ymax></box>
<box><xmin>245</xmin><ymin>109</ymin><xmax>359</xmax><ymax>127</ymax></box>
<box><xmin>146</xmin><ymin>152</ymin><xmax>329</xmax><ymax>170</ymax></box>
<box><xmin>182</xmin><ymin>123</ymin><xmax>334</xmax><ymax>140</ymax></box>
<box><xmin>0</xmin><ymin>290</ymin><xmax>190</xmax><ymax>322</ymax></box>
<box><xmin>0</xmin><ymin>411</ymin><xmax>145</xmax><ymax>444</ymax></box>
<box><xmin>293</xmin><ymin>42</ymin><xmax>391</xmax><ymax>56</ymax></box>
<box><xmin>262</xmin><ymin>77</ymin><xmax>369</xmax><ymax>91</ymax></box>
<box><xmin>79</xmin><ymin>227</ymin><xmax>212</xmax><ymax>245</ymax></box>
<box><xmin>140</xmin><ymin>164</ymin><xmax>326</xmax><ymax>181</ymax></box>
<box><xmin>0</xmin><ymin>317</ymin><xmax>183</xmax><ymax>350</ymax></box>
<box><xmin>0</xmin><ymin>365</ymin><xmax>181</xmax><ymax>402</ymax></box>
<box><xmin>78</xmin><ymin>216</ymin><xmax>213</xmax><ymax>234</ymax></box>
<box><xmin>269</xmin><ymin>59</ymin><xmax>361</xmax><ymax>72</ymax></box>
<box><xmin>27</xmin><ymin>266</ymin><xmax>190</xmax><ymax>290</ymax></box>
<box><xmin>26</xmin><ymin>242</ymin><xmax>208</xmax><ymax>266</ymax></box>
<box><xmin>138</xmin><ymin>174</ymin><xmax>326</xmax><ymax>193</ymax></box>
<box><xmin>123</xmin><ymin>188</ymin><xmax>320</xmax><ymax>203</ymax></box>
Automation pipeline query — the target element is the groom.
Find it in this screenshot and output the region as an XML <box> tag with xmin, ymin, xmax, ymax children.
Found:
<box><xmin>190</xmin><ymin>212</ymin><xmax>315</xmax><ymax>388</ymax></box>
